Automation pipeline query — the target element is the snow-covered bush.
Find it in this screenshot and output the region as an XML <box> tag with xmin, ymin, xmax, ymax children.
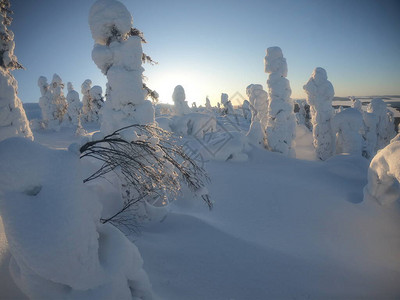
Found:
<box><xmin>0</xmin><ymin>1</ymin><xmax>33</xmax><ymax>141</ymax></box>
<box><xmin>0</xmin><ymin>137</ymin><xmax>153</xmax><ymax>299</ymax></box>
<box><xmin>367</xmin><ymin>98</ymin><xmax>396</xmax><ymax>153</ymax></box>
<box><xmin>172</xmin><ymin>85</ymin><xmax>191</xmax><ymax>116</ymax></box>
<box><xmin>363</xmin><ymin>140</ymin><xmax>400</xmax><ymax>205</ymax></box>
<box><xmin>89</xmin><ymin>0</ymin><xmax>155</xmax><ymax>134</ymax></box>
<box><xmin>332</xmin><ymin>108</ymin><xmax>364</xmax><ymax>155</ymax></box>
<box><xmin>81</xmin><ymin>79</ymin><xmax>93</xmax><ymax>122</ymax></box>
<box><xmin>47</xmin><ymin>74</ymin><xmax>67</xmax><ymax>131</ymax></box>
<box><xmin>64</xmin><ymin>82</ymin><xmax>82</xmax><ymax>127</ymax></box>
<box><xmin>303</xmin><ymin>67</ymin><xmax>335</xmax><ymax>160</ymax></box>
<box><xmin>89</xmin><ymin>85</ymin><xmax>104</xmax><ymax>122</ymax></box>
<box><xmin>264</xmin><ymin>47</ymin><xmax>296</xmax><ymax>156</ymax></box>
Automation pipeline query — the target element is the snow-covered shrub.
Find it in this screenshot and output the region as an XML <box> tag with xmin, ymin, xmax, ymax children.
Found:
<box><xmin>303</xmin><ymin>67</ymin><xmax>335</xmax><ymax>160</ymax></box>
<box><xmin>0</xmin><ymin>137</ymin><xmax>153</xmax><ymax>299</ymax></box>
<box><xmin>367</xmin><ymin>98</ymin><xmax>396</xmax><ymax>152</ymax></box>
<box><xmin>332</xmin><ymin>108</ymin><xmax>364</xmax><ymax>155</ymax></box>
<box><xmin>81</xmin><ymin>79</ymin><xmax>93</xmax><ymax>122</ymax></box>
<box><xmin>363</xmin><ymin>140</ymin><xmax>400</xmax><ymax>205</ymax></box>
<box><xmin>89</xmin><ymin>85</ymin><xmax>104</xmax><ymax>122</ymax></box>
<box><xmin>264</xmin><ymin>47</ymin><xmax>296</xmax><ymax>156</ymax></box>
<box><xmin>47</xmin><ymin>74</ymin><xmax>67</xmax><ymax>131</ymax></box>
<box><xmin>64</xmin><ymin>82</ymin><xmax>81</xmax><ymax>127</ymax></box>
<box><xmin>0</xmin><ymin>1</ymin><xmax>33</xmax><ymax>141</ymax></box>
<box><xmin>172</xmin><ymin>85</ymin><xmax>191</xmax><ymax>116</ymax></box>
<box><xmin>89</xmin><ymin>0</ymin><xmax>155</xmax><ymax>134</ymax></box>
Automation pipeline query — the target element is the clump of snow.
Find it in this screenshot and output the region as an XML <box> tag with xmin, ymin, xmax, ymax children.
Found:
<box><xmin>332</xmin><ymin>108</ymin><xmax>364</xmax><ymax>155</ymax></box>
<box><xmin>303</xmin><ymin>67</ymin><xmax>335</xmax><ymax>160</ymax></box>
<box><xmin>89</xmin><ymin>0</ymin><xmax>154</xmax><ymax>135</ymax></box>
<box><xmin>172</xmin><ymin>85</ymin><xmax>191</xmax><ymax>116</ymax></box>
<box><xmin>0</xmin><ymin>138</ymin><xmax>153</xmax><ymax>299</ymax></box>
<box><xmin>363</xmin><ymin>140</ymin><xmax>400</xmax><ymax>205</ymax></box>
<box><xmin>264</xmin><ymin>47</ymin><xmax>296</xmax><ymax>156</ymax></box>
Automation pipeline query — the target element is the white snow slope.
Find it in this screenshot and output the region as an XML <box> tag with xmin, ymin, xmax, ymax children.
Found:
<box><xmin>1</xmin><ymin>104</ymin><xmax>400</xmax><ymax>299</ymax></box>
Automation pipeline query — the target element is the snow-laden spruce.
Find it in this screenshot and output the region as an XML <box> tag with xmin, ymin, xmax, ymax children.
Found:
<box><xmin>367</xmin><ymin>98</ymin><xmax>396</xmax><ymax>153</ymax></box>
<box><xmin>172</xmin><ymin>85</ymin><xmax>191</xmax><ymax>116</ymax></box>
<box><xmin>264</xmin><ymin>47</ymin><xmax>296</xmax><ymax>156</ymax></box>
<box><xmin>221</xmin><ymin>93</ymin><xmax>234</xmax><ymax>115</ymax></box>
<box><xmin>38</xmin><ymin>76</ymin><xmax>52</xmax><ymax>127</ymax></box>
<box><xmin>303</xmin><ymin>67</ymin><xmax>335</xmax><ymax>160</ymax></box>
<box><xmin>0</xmin><ymin>138</ymin><xmax>153</xmax><ymax>300</ymax></box>
<box><xmin>0</xmin><ymin>1</ymin><xmax>33</xmax><ymax>141</ymax></box>
<box><xmin>47</xmin><ymin>74</ymin><xmax>67</xmax><ymax>131</ymax></box>
<box><xmin>89</xmin><ymin>0</ymin><xmax>154</xmax><ymax>134</ymax></box>
<box><xmin>81</xmin><ymin>79</ymin><xmax>93</xmax><ymax>122</ymax></box>
<box><xmin>205</xmin><ymin>96</ymin><xmax>212</xmax><ymax>110</ymax></box>
<box><xmin>64</xmin><ymin>82</ymin><xmax>82</xmax><ymax>127</ymax></box>
<box><xmin>363</xmin><ymin>140</ymin><xmax>400</xmax><ymax>206</ymax></box>
<box><xmin>332</xmin><ymin>108</ymin><xmax>364</xmax><ymax>155</ymax></box>
<box><xmin>89</xmin><ymin>85</ymin><xmax>104</xmax><ymax>122</ymax></box>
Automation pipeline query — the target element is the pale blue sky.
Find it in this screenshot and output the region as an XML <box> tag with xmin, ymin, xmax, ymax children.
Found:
<box><xmin>11</xmin><ymin>0</ymin><xmax>400</xmax><ymax>106</ymax></box>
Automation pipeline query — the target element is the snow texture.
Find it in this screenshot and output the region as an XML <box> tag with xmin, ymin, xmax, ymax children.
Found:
<box><xmin>90</xmin><ymin>0</ymin><xmax>154</xmax><ymax>135</ymax></box>
<box><xmin>0</xmin><ymin>138</ymin><xmax>153</xmax><ymax>300</ymax></box>
<box><xmin>264</xmin><ymin>47</ymin><xmax>296</xmax><ymax>156</ymax></box>
<box><xmin>172</xmin><ymin>85</ymin><xmax>191</xmax><ymax>116</ymax></box>
<box><xmin>303</xmin><ymin>67</ymin><xmax>335</xmax><ymax>160</ymax></box>
<box><xmin>332</xmin><ymin>108</ymin><xmax>364</xmax><ymax>155</ymax></box>
<box><xmin>364</xmin><ymin>140</ymin><xmax>400</xmax><ymax>205</ymax></box>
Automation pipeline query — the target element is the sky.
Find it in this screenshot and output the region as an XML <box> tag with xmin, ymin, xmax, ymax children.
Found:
<box><xmin>10</xmin><ymin>0</ymin><xmax>400</xmax><ymax>106</ymax></box>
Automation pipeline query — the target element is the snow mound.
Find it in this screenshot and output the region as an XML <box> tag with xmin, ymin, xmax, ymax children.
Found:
<box><xmin>0</xmin><ymin>138</ymin><xmax>153</xmax><ymax>299</ymax></box>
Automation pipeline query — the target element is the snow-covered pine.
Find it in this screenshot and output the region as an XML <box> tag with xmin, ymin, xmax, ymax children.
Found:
<box><xmin>246</xmin><ymin>84</ymin><xmax>268</xmax><ymax>128</ymax></box>
<box><xmin>205</xmin><ymin>96</ymin><xmax>212</xmax><ymax>110</ymax></box>
<box><xmin>242</xmin><ymin>99</ymin><xmax>250</xmax><ymax>120</ymax></box>
<box><xmin>47</xmin><ymin>74</ymin><xmax>67</xmax><ymax>131</ymax></box>
<box><xmin>264</xmin><ymin>47</ymin><xmax>296</xmax><ymax>156</ymax></box>
<box><xmin>89</xmin><ymin>85</ymin><xmax>104</xmax><ymax>122</ymax></box>
<box><xmin>303</xmin><ymin>67</ymin><xmax>335</xmax><ymax>160</ymax></box>
<box><xmin>0</xmin><ymin>0</ymin><xmax>33</xmax><ymax>141</ymax></box>
<box><xmin>172</xmin><ymin>85</ymin><xmax>190</xmax><ymax>116</ymax></box>
<box><xmin>64</xmin><ymin>82</ymin><xmax>82</xmax><ymax>127</ymax></box>
<box><xmin>81</xmin><ymin>79</ymin><xmax>92</xmax><ymax>122</ymax></box>
<box><xmin>332</xmin><ymin>108</ymin><xmax>364</xmax><ymax>155</ymax></box>
<box><xmin>89</xmin><ymin>0</ymin><xmax>155</xmax><ymax>135</ymax></box>
<box><xmin>38</xmin><ymin>76</ymin><xmax>52</xmax><ymax>127</ymax></box>
<box><xmin>221</xmin><ymin>93</ymin><xmax>234</xmax><ymax>115</ymax></box>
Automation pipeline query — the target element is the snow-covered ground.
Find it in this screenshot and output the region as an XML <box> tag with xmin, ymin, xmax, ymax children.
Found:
<box><xmin>1</xmin><ymin>103</ymin><xmax>400</xmax><ymax>299</ymax></box>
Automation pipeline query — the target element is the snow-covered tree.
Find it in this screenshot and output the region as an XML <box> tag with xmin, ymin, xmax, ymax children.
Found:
<box><xmin>47</xmin><ymin>74</ymin><xmax>67</xmax><ymax>131</ymax></box>
<box><xmin>81</xmin><ymin>79</ymin><xmax>92</xmax><ymax>122</ymax></box>
<box><xmin>172</xmin><ymin>85</ymin><xmax>190</xmax><ymax>116</ymax></box>
<box><xmin>221</xmin><ymin>93</ymin><xmax>234</xmax><ymax>115</ymax></box>
<box><xmin>205</xmin><ymin>96</ymin><xmax>212</xmax><ymax>110</ymax></box>
<box><xmin>367</xmin><ymin>98</ymin><xmax>396</xmax><ymax>152</ymax></box>
<box><xmin>303</xmin><ymin>67</ymin><xmax>335</xmax><ymax>160</ymax></box>
<box><xmin>89</xmin><ymin>85</ymin><xmax>104</xmax><ymax>122</ymax></box>
<box><xmin>242</xmin><ymin>99</ymin><xmax>250</xmax><ymax>120</ymax></box>
<box><xmin>246</xmin><ymin>84</ymin><xmax>268</xmax><ymax>128</ymax></box>
<box><xmin>0</xmin><ymin>0</ymin><xmax>33</xmax><ymax>141</ymax></box>
<box><xmin>350</xmin><ymin>97</ymin><xmax>363</xmax><ymax>112</ymax></box>
<box><xmin>89</xmin><ymin>0</ymin><xmax>155</xmax><ymax>134</ymax></box>
<box><xmin>362</xmin><ymin>111</ymin><xmax>378</xmax><ymax>159</ymax></box>
<box><xmin>37</xmin><ymin>76</ymin><xmax>52</xmax><ymax>127</ymax></box>
<box><xmin>264</xmin><ymin>47</ymin><xmax>296</xmax><ymax>156</ymax></box>
<box><xmin>332</xmin><ymin>108</ymin><xmax>364</xmax><ymax>155</ymax></box>
<box><xmin>64</xmin><ymin>82</ymin><xmax>82</xmax><ymax>127</ymax></box>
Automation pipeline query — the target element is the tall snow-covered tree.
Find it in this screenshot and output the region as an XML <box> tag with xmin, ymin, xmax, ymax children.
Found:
<box><xmin>46</xmin><ymin>73</ymin><xmax>67</xmax><ymax>131</ymax></box>
<box><xmin>64</xmin><ymin>82</ymin><xmax>82</xmax><ymax>127</ymax></box>
<box><xmin>0</xmin><ymin>0</ymin><xmax>33</xmax><ymax>141</ymax></box>
<box><xmin>172</xmin><ymin>85</ymin><xmax>190</xmax><ymax>116</ymax></box>
<box><xmin>81</xmin><ymin>79</ymin><xmax>92</xmax><ymax>122</ymax></box>
<box><xmin>264</xmin><ymin>47</ymin><xmax>296</xmax><ymax>156</ymax></box>
<box><xmin>89</xmin><ymin>85</ymin><xmax>104</xmax><ymax>122</ymax></box>
<box><xmin>38</xmin><ymin>76</ymin><xmax>52</xmax><ymax>126</ymax></box>
<box><xmin>89</xmin><ymin>0</ymin><xmax>155</xmax><ymax>134</ymax></box>
<box><xmin>303</xmin><ymin>67</ymin><xmax>335</xmax><ymax>160</ymax></box>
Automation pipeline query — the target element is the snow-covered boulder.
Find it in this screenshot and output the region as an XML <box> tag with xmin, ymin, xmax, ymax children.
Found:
<box><xmin>332</xmin><ymin>108</ymin><xmax>364</xmax><ymax>155</ymax></box>
<box><xmin>0</xmin><ymin>138</ymin><xmax>153</xmax><ymax>299</ymax></box>
<box><xmin>363</xmin><ymin>140</ymin><xmax>400</xmax><ymax>205</ymax></box>
<box><xmin>303</xmin><ymin>67</ymin><xmax>335</xmax><ymax>160</ymax></box>
<box><xmin>264</xmin><ymin>47</ymin><xmax>296</xmax><ymax>156</ymax></box>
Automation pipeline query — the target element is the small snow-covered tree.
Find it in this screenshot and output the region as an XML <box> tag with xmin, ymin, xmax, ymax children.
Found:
<box><xmin>81</xmin><ymin>79</ymin><xmax>92</xmax><ymax>122</ymax></box>
<box><xmin>246</xmin><ymin>84</ymin><xmax>268</xmax><ymax>128</ymax></box>
<box><xmin>64</xmin><ymin>82</ymin><xmax>82</xmax><ymax>127</ymax></box>
<box><xmin>367</xmin><ymin>98</ymin><xmax>396</xmax><ymax>152</ymax></box>
<box><xmin>38</xmin><ymin>76</ymin><xmax>52</xmax><ymax>126</ymax></box>
<box><xmin>221</xmin><ymin>93</ymin><xmax>234</xmax><ymax>115</ymax></box>
<box><xmin>89</xmin><ymin>0</ymin><xmax>155</xmax><ymax>134</ymax></box>
<box><xmin>242</xmin><ymin>99</ymin><xmax>250</xmax><ymax>120</ymax></box>
<box><xmin>303</xmin><ymin>67</ymin><xmax>335</xmax><ymax>160</ymax></box>
<box><xmin>0</xmin><ymin>0</ymin><xmax>33</xmax><ymax>141</ymax></box>
<box><xmin>172</xmin><ymin>85</ymin><xmax>190</xmax><ymax>116</ymax></box>
<box><xmin>332</xmin><ymin>108</ymin><xmax>363</xmax><ymax>155</ymax></box>
<box><xmin>264</xmin><ymin>47</ymin><xmax>296</xmax><ymax>156</ymax></box>
<box><xmin>47</xmin><ymin>74</ymin><xmax>67</xmax><ymax>131</ymax></box>
<box><xmin>205</xmin><ymin>96</ymin><xmax>212</xmax><ymax>110</ymax></box>
<box><xmin>89</xmin><ymin>85</ymin><xmax>104</xmax><ymax>122</ymax></box>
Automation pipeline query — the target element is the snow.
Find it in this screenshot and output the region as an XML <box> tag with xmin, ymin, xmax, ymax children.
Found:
<box><xmin>172</xmin><ymin>85</ymin><xmax>191</xmax><ymax>116</ymax></box>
